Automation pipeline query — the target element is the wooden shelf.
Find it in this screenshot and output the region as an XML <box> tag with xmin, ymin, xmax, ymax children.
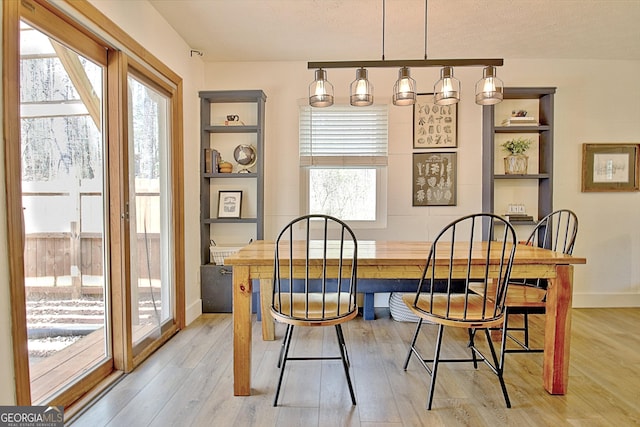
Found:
<box><xmin>495</xmin><ymin>125</ymin><xmax>551</xmax><ymax>133</ymax></box>
<box><xmin>203</xmin><ymin>172</ymin><xmax>258</xmax><ymax>178</ymax></box>
<box><xmin>494</xmin><ymin>173</ymin><xmax>551</xmax><ymax>179</ymax></box>
<box><xmin>202</xmin><ymin>218</ymin><xmax>258</xmax><ymax>224</ymax></box>
<box><xmin>204</xmin><ymin>125</ymin><xmax>259</xmax><ymax>133</ymax></box>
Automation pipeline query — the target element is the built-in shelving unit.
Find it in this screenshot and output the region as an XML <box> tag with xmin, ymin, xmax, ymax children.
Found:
<box><xmin>199</xmin><ymin>90</ymin><xmax>266</xmax><ymax>312</ymax></box>
<box><xmin>482</xmin><ymin>87</ymin><xmax>556</xmax><ymax>239</ymax></box>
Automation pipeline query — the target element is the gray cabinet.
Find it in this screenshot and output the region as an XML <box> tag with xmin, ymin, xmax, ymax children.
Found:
<box><xmin>482</xmin><ymin>87</ymin><xmax>555</xmax><ymax>239</ymax></box>
<box><xmin>199</xmin><ymin>90</ymin><xmax>266</xmax><ymax>312</ymax></box>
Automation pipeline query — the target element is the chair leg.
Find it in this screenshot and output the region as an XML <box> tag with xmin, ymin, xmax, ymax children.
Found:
<box><xmin>426</xmin><ymin>324</ymin><xmax>445</xmax><ymax>410</ymax></box>
<box><xmin>403</xmin><ymin>319</ymin><xmax>424</xmax><ymax>370</ymax></box>
<box><xmin>273</xmin><ymin>324</ymin><xmax>294</xmax><ymax>406</ymax></box>
<box><xmin>335</xmin><ymin>323</ymin><xmax>350</xmax><ymax>367</ymax></box>
<box><xmin>277</xmin><ymin>324</ymin><xmax>293</xmax><ymax>369</ymax></box>
<box><xmin>484</xmin><ymin>328</ymin><xmax>511</xmax><ymax>408</ymax></box>
<box><xmin>335</xmin><ymin>325</ymin><xmax>356</xmax><ymax>405</ymax></box>
<box><xmin>500</xmin><ymin>309</ymin><xmax>509</xmax><ymax>371</ymax></box>
<box><xmin>468</xmin><ymin>329</ymin><xmax>478</xmax><ymax>369</ymax></box>
<box><xmin>523</xmin><ymin>312</ymin><xmax>530</xmax><ymax>348</ymax></box>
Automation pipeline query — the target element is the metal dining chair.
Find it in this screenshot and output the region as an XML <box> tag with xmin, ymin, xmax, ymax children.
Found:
<box><xmin>402</xmin><ymin>213</ymin><xmax>517</xmax><ymax>410</ymax></box>
<box><xmin>498</xmin><ymin>209</ymin><xmax>578</xmax><ymax>366</ymax></box>
<box><xmin>270</xmin><ymin>214</ymin><xmax>358</xmax><ymax>406</ymax></box>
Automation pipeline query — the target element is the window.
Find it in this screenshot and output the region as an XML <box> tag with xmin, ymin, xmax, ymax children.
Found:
<box><xmin>300</xmin><ymin>104</ymin><xmax>388</xmax><ymax>227</ymax></box>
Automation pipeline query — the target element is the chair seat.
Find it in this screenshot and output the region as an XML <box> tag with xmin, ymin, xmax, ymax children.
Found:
<box><xmin>402</xmin><ymin>292</ymin><xmax>504</xmax><ymax>328</ymax></box>
<box><xmin>271</xmin><ymin>292</ymin><xmax>357</xmax><ymax>326</ymax></box>
<box><xmin>470</xmin><ymin>282</ymin><xmax>546</xmax><ymax>308</ymax></box>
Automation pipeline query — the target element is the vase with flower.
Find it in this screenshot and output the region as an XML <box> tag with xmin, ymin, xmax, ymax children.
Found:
<box><xmin>501</xmin><ymin>137</ymin><xmax>532</xmax><ymax>174</ymax></box>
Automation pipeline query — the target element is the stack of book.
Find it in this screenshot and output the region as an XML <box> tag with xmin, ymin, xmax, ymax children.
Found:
<box><xmin>506</xmin><ymin>213</ymin><xmax>535</xmax><ymax>223</ymax></box>
<box><xmin>501</xmin><ymin>116</ymin><xmax>539</xmax><ymax>126</ymax></box>
<box><xmin>203</xmin><ymin>148</ymin><xmax>220</xmax><ymax>173</ymax></box>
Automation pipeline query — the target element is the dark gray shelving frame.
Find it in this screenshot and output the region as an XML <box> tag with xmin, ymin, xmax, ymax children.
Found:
<box><xmin>199</xmin><ymin>90</ymin><xmax>266</xmax><ymax>312</ymax></box>
<box><xmin>482</xmin><ymin>87</ymin><xmax>556</xmax><ymax>239</ymax></box>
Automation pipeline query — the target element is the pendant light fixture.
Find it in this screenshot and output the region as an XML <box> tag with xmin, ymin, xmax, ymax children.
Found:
<box><xmin>433</xmin><ymin>66</ymin><xmax>460</xmax><ymax>105</ymax></box>
<box><xmin>475</xmin><ymin>65</ymin><xmax>504</xmax><ymax>105</ymax></box>
<box><xmin>350</xmin><ymin>67</ymin><xmax>374</xmax><ymax>106</ymax></box>
<box><xmin>392</xmin><ymin>67</ymin><xmax>416</xmax><ymax>106</ymax></box>
<box><xmin>309</xmin><ymin>68</ymin><xmax>334</xmax><ymax>108</ymax></box>
<box><xmin>307</xmin><ymin>0</ymin><xmax>504</xmax><ymax>107</ymax></box>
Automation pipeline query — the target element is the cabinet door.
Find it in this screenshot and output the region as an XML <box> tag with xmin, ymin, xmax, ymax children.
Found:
<box><xmin>201</xmin><ymin>265</ymin><xmax>233</xmax><ymax>312</ymax></box>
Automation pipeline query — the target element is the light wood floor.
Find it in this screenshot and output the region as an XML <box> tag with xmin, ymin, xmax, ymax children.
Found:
<box><xmin>68</xmin><ymin>308</ymin><xmax>640</xmax><ymax>426</ymax></box>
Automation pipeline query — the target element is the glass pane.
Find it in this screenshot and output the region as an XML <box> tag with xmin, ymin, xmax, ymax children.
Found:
<box><xmin>20</xmin><ymin>22</ymin><xmax>109</xmax><ymax>403</ymax></box>
<box><xmin>127</xmin><ymin>74</ymin><xmax>174</xmax><ymax>350</ymax></box>
<box><xmin>309</xmin><ymin>168</ymin><xmax>376</xmax><ymax>220</ymax></box>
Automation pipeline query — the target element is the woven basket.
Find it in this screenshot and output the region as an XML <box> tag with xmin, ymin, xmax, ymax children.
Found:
<box><xmin>209</xmin><ymin>246</ymin><xmax>242</xmax><ymax>265</ymax></box>
<box><xmin>388</xmin><ymin>292</ymin><xmax>420</xmax><ymax>322</ymax></box>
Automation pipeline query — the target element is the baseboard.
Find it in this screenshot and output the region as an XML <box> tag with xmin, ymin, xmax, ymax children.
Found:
<box><xmin>572</xmin><ymin>292</ymin><xmax>640</xmax><ymax>308</ymax></box>
<box><xmin>185</xmin><ymin>298</ymin><xmax>203</xmax><ymax>325</ymax></box>
<box><xmin>374</xmin><ymin>291</ymin><xmax>640</xmax><ymax>309</ymax></box>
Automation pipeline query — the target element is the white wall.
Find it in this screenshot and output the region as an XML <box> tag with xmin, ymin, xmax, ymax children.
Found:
<box><xmin>203</xmin><ymin>59</ymin><xmax>640</xmax><ymax>308</ymax></box>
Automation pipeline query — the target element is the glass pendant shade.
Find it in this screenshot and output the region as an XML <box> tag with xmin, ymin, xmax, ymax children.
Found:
<box><xmin>350</xmin><ymin>68</ymin><xmax>374</xmax><ymax>106</ymax></box>
<box><xmin>309</xmin><ymin>69</ymin><xmax>334</xmax><ymax>107</ymax></box>
<box><xmin>475</xmin><ymin>66</ymin><xmax>504</xmax><ymax>105</ymax></box>
<box><xmin>433</xmin><ymin>66</ymin><xmax>460</xmax><ymax>105</ymax></box>
<box><xmin>392</xmin><ymin>67</ymin><xmax>416</xmax><ymax>106</ymax></box>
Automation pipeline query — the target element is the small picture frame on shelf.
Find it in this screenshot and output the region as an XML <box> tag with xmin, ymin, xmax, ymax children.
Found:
<box><xmin>217</xmin><ymin>190</ymin><xmax>242</xmax><ymax>218</ymax></box>
<box><xmin>581</xmin><ymin>143</ymin><xmax>640</xmax><ymax>192</ymax></box>
<box><xmin>413</xmin><ymin>93</ymin><xmax>457</xmax><ymax>149</ymax></box>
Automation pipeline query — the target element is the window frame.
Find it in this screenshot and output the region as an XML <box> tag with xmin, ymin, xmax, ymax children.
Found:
<box><xmin>299</xmin><ymin>101</ymin><xmax>388</xmax><ymax>229</ymax></box>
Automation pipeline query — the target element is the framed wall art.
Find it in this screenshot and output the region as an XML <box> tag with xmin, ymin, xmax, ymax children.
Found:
<box><xmin>413</xmin><ymin>93</ymin><xmax>457</xmax><ymax>149</ymax></box>
<box><xmin>413</xmin><ymin>152</ymin><xmax>457</xmax><ymax>206</ymax></box>
<box><xmin>581</xmin><ymin>143</ymin><xmax>640</xmax><ymax>192</ymax></box>
<box><xmin>217</xmin><ymin>190</ymin><xmax>243</xmax><ymax>218</ymax></box>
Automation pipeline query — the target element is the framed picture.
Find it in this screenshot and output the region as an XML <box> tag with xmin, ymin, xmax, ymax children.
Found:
<box><xmin>217</xmin><ymin>190</ymin><xmax>243</xmax><ymax>218</ymax></box>
<box><xmin>413</xmin><ymin>93</ymin><xmax>457</xmax><ymax>149</ymax></box>
<box><xmin>581</xmin><ymin>143</ymin><xmax>640</xmax><ymax>192</ymax></box>
<box><xmin>413</xmin><ymin>152</ymin><xmax>457</xmax><ymax>206</ymax></box>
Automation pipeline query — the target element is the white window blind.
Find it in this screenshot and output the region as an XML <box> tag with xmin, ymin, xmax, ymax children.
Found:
<box><xmin>299</xmin><ymin>104</ymin><xmax>388</xmax><ymax>166</ymax></box>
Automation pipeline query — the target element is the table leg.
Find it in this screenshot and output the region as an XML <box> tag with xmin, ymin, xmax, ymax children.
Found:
<box><xmin>260</xmin><ymin>279</ymin><xmax>275</xmax><ymax>340</ymax></box>
<box><xmin>543</xmin><ymin>264</ymin><xmax>573</xmax><ymax>394</ymax></box>
<box><xmin>363</xmin><ymin>293</ymin><xmax>375</xmax><ymax>320</ymax></box>
<box><xmin>233</xmin><ymin>265</ymin><xmax>252</xmax><ymax>396</ymax></box>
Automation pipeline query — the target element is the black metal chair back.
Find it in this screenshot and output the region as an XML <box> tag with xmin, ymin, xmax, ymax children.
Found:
<box><xmin>271</xmin><ymin>214</ymin><xmax>358</xmax><ymax>322</ymax></box>
<box><xmin>527</xmin><ymin>208</ymin><xmax>578</xmax><ymax>254</ymax></box>
<box><xmin>522</xmin><ymin>209</ymin><xmax>578</xmax><ymax>288</ymax></box>
<box><xmin>411</xmin><ymin>213</ymin><xmax>517</xmax><ymax>324</ymax></box>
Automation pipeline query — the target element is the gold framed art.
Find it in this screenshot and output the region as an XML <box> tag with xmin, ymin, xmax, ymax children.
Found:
<box><xmin>581</xmin><ymin>143</ymin><xmax>640</xmax><ymax>192</ymax></box>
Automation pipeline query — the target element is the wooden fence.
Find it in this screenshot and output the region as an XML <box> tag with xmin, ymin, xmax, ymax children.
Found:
<box><xmin>24</xmin><ymin>232</ymin><xmax>161</xmax><ymax>298</ymax></box>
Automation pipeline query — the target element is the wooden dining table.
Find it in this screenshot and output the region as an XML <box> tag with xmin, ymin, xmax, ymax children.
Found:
<box><xmin>224</xmin><ymin>239</ymin><xmax>586</xmax><ymax>397</ymax></box>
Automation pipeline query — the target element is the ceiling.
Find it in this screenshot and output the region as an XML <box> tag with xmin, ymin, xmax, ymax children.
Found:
<box><xmin>147</xmin><ymin>0</ymin><xmax>640</xmax><ymax>64</ymax></box>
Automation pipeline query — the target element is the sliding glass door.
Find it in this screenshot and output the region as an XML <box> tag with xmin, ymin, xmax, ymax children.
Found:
<box><xmin>19</xmin><ymin>21</ymin><xmax>110</xmax><ymax>404</ymax></box>
<box><xmin>6</xmin><ymin>0</ymin><xmax>184</xmax><ymax>407</ymax></box>
<box><xmin>127</xmin><ymin>73</ymin><xmax>175</xmax><ymax>352</ymax></box>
